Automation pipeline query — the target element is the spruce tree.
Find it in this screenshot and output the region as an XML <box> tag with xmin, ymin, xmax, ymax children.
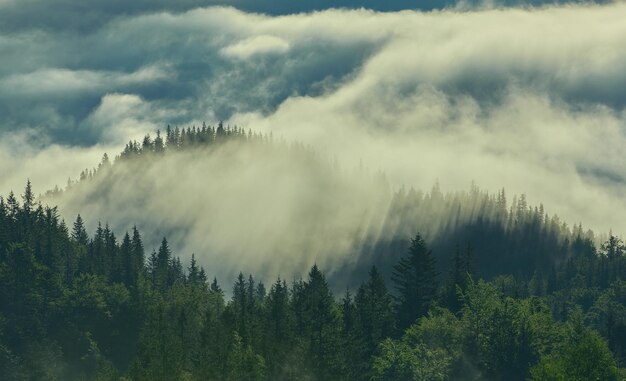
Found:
<box><xmin>22</xmin><ymin>180</ymin><xmax>34</xmax><ymax>214</ymax></box>
<box><xmin>71</xmin><ymin>214</ymin><xmax>89</xmax><ymax>246</ymax></box>
<box><xmin>356</xmin><ymin>266</ymin><xmax>395</xmax><ymax>353</ymax></box>
<box><xmin>301</xmin><ymin>264</ymin><xmax>343</xmax><ymax>380</ymax></box>
<box><xmin>156</xmin><ymin>237</ymin><xmax>171</xmax><ymax>291</ymax></box>
<box><xmin>188</xmin><ymin>254</ymin><xmax>199</xmax><ymax>284</ymax></box>
<box><xmin>131</xmin><ymin>226</ymin><xmax>144</xmax><ymax>278</ymax></box>
<box><xmin>392</xmin><ymin>234</ymin><xmax>438</xmax><ymax>331</ymax></box>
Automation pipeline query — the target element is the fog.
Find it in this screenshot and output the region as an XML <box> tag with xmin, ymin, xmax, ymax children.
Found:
<box><xmin>2</xmin><ymin>3</ymin><xmax>626</xmax><ymax>281</ymax></box>
<box><xmin>50</xmin><ymin>139</ymin><xmax>393</xmax><ymax>282</ymax></box>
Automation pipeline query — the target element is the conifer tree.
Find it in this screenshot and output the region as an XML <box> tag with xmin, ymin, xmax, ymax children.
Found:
<box><xmin>6</xmin><ymin>191</ymin><xmax>19</xmax><ymax>220</ymax></box>
<box><xmin>392</xmin><ymin>234</ymin><xmax>439</xmax><ymax>330</ymax></box>
<box><xmin>71</xmin><ymin>214</ymin><xmax>89</xmax><ymax>246</ymax></box>
<box><xmin>22</xmin><ymin>179</ymin><xmax>34</xmax><ymax>214</ymax></box>
<box><xmin>210</xmin><ymin>277</ymin><xmax>223</xmax><ymax>296</ymax></box>
<box><xmin>356</xmin><ymin>266</ymin><xmax>395</xmax><ymax>357</ymax></box>
<box><xmin>130</xmin><ymin>226</ymin><xmax>144</xmax><ymax>279</ymax></box>
<box><xmin>300</xmin><ymin>264</ymin><xmax>343</xmax><ymax>380</ymax></box>
<box><xmin>155</xmin><ymin>237</ymin><xmax>171</xmax><ymax>291</ymax></box>
<box><xmin>188</xmin><ymin>254</ymin><xmax>199</xmax><ymax>284</ymax></box>
<box><xmin>120</xmin><ymin>232</ymin><xmax>133</xmax><ymax>286</ymax></box>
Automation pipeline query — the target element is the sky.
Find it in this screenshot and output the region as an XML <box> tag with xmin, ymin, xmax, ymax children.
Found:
<box><xmin>1</xmin><ymin>0</ymin><xmax>626</xmax><ymax>279</ymax></box>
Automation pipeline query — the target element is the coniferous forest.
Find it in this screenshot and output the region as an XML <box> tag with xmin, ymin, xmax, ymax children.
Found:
<box><xmin>1</xmin><ymin>126</ymin><xmax>626</xmax><ymax>380</ymax></box>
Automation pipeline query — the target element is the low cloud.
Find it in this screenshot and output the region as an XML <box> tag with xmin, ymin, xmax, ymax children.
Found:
<box><xmin>0</xmin><ymin>133</ymin><xmax>109</xmax><ymax>198</ymax></box>
<box><xmin>0</xmin><ymin>65</ymin><xmax>171</xmax><ymax>98</ymax></box>
<box><xmin>221</xmin><ymin>35</ymin><xmax>290</xmax><ymax>59</ymax></box>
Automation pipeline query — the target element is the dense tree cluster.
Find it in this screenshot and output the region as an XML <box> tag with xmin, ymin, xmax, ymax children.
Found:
<box><xmin>120</xmin><ymin>122</ymin><xmax>259</xmax><ymax>160</ymax></box>
<box><xmin>377</xmin><ymin>185</ymin><xmax>596</xmax><ymax>280</ymax></box>
<box><xmin>1</xmin><ymin>181</ymin><xmax>625</xmax><ymax>380</ymax></box>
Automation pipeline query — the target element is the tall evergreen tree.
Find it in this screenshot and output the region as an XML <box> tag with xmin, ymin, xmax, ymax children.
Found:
<box><xmin>262</xmin><ymin>278</ymin><xmax>292</xmax><ymax>379</ymax></box>
<box><xmin>155</xmin><ymin>237</ymin><xmax>171</xmax><ymax>291</ymax></box>
<box><xmin>392</xmin><ymin>234</ymin><xmax>439</xmax><ymax>331</ymax></box>
<box><xmin>129</xmin><ymin>226</ymin><xmax>145</xmax><ymax>291</ymax></box>
<box><xmin>300</xmin><ymin>265</ymin><xmax>343</xmax><ymax>380</ymax></box>
<box><xmin>71</xmin><ymin>215</ymin><xmax>89</xmax><ymax>246</ymax></box>
<box><xmin>188</xmin><ymin>254</ymin><xmax>199</xmax><ymax>284</ymax></box>
<box><xmin>210</xmin><ymin>277</ymin><xmax>223</xmax><ymax>296</ymax></box>
<box><xmin>356</xmin><ymin>266</ymin><xmax>395</xmax><ymax>355</ymax></box>
<box><xmin>444</xmin><ymin>244</ymin><xmax>473</xmax><ymax>313</ymax></box>
<box><xmin>120</xmin><ymin>232</ymin><xmax>133</xmax><ymax>286</ymax></box>
<box><xmin>22</xmin><ymin>179</ymin><xmax>34</xmax><ymax>214</ymax></box>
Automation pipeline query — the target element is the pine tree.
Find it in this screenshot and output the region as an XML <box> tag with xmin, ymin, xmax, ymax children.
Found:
<box><xmin>142</xmin><ymin>134</ymin><xmax>153</xmax><ymax>151</ymax></box>
<box><xmin>6</xmin><ymin>191</ymin><xmax>19</xmax><ymax>220</ymax></box>
<box><xmin>90</xmin><ymin>222</ymin><xmax>105</xmax><ymax>275</ymax></box>
<box><xmin>602</xmin><ymin>235</ymin><xmax>624</xmax><ymax>261</ymax></box>
<box><xmin>357</xmin><ymin>266</ymin><xmax>394</xmax><ymax>345</ymax></box>
<box><xmin>148</xmin><ymin>249</ymin><xmax>158</xmax><ymax>288</ymax></box>
<box><xmin>210</xmin><ymin>277</ymin><xmax>223</xmax><ymax>296</ymax></box>
<box><xmin>392</xmin><ymin>234</ymin><xmax>438</xmax><ymax>331</ymax></box>
<box><xmin>353</xmin><ymin>266</ymin><xmax>395</xmax><ymax>378</ymax></box>
<box><xmin>71</xmin><ymin>215</ymin><xmax>89</xmax><ymax>246</ymax></box>
<box><xmin>131</xmin><ymin>226</ymin><xmax>145</xmax><ymax>280</ymax></box>
<box><xmin>340</xmin><ymin>289</ymin><xmax>363</xmax><ymax>379</ymax></box>
<box><xmin>155</xmin><ymin>237</ymin><xmax>171</xmax><ymax>291</ymax></box>
<box><xmin>263</xmin><ymin>278</ymin><xmax>293</xmax><ymax>378</ymax></box>
<box><xmin>22</xmin><ymin>179</ymin><xmax>34</xmax><ymax>214</ymax></box>
<box><xmin>445</xmin><ymin>244</ymin><xmax>473</xmax><ymax>313</ymax></box>
<box><xmin>169</xmin><ymin>257</ymin><xmax>184</xmax><ymax>285</ymax></box>
<box><xmin>198</xmin><ymin>267</ymin><xmax>208</xmax><ymax>285</ymax></box>
<box><xmin>102</xmin><ymin>224</ymin><xmax>116</xmax><ymax>279</ymax></box>
<box><xmin>120</xmin><ymin>232</ymin><xmax>133</xmax><ymax>287</ymax></box>
<box><xmin>188</xmin><ymin>254</ymin><xmax>199</xmax><ymax>284</ymax></box>
<box><xmin>98</xmin><ymin>153</ymin><xmax>111</xmax><ymax>172</ymax></box>
<box><xmin>300</xmin><ymin>265</ymin><xmax>343</xmax><ymax>380</ymax></box>
<box><xmin>153</xmin><ymin>131</ymin><xmax>165</xmax><ymax>154</ymax></box>
<box><xmin>232</xmin><ymin>273</ymin><xmax>250</xmax><ymax>344</ymax></box>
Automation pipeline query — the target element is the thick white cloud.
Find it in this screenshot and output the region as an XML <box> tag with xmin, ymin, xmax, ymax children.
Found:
<box><xmin>221</xmin><ymin>35</ymin><xmax>290</xmax><ymax>59</ymax></box>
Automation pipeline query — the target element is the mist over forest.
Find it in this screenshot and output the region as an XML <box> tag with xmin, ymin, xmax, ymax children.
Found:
<box><xmin>40</xmin><ymin>124</ymin><xmax>594</xmax><ymax>291</ymax></box>
<box><xmin>1</xmin><ymin>0</ymin><xmax>626</xmax><ymax>380</ymax></box>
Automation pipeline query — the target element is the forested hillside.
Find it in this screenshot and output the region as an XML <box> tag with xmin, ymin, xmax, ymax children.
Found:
<box><xmin>46</xmin><ymin>124</ymin><xmax>392</xmax><ymax>286</ymax></box>
<box><xmin>47</xmin><ymin>124</ymin><xmax>601</xmax><ymax>290</ymax></box>
<box><xmin>0</xmin><ymin>183</ymin><xmax>624</xmax><ymax>380</ymax></box>
<box><xmin>1</xmin><ymin>127</ymin><xmax>625</xmax><ymax>380</ymax></box>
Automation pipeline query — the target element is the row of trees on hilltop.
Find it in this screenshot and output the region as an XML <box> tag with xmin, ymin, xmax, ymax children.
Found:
<box><xmin>45</xmin><ymin>123</ymin><xmax>300</xmax><ymax>195</ymax></box>
<box><xmin>120</xmin><ymin>122</ymin><xmax>270</xmax><ymax>160</ymax></box>
<box><xmin>1</xmin><ymin>182</ymin><xmax>625</xmax><ymax>380</ymax></box>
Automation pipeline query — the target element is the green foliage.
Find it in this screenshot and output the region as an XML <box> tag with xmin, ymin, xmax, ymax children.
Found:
<box><xmin>587</xmin><ymin>280</ymin><xmax>626</xmax><ymax>364</ymax></box>
<box><xmin>530</xmin><ymin>311</ymin><xmax>619</xmax><ymax>381</ymax></box>
<box><xmin>297</xmin><ymin>264</ymin><xmax>344</xmax><ymax>380</ymax></box>
<box><xmin>371</xmin><ymin>339</ymin><xmax>452</xmax><ymax>381</ymax></box>
<box><xmin>404</xmin><ymin>308</ymin><xmax>464</xmax><ymax>363</ymax></box>
<box><xmin>392</xmin><ymin>234</ymin><xmax>438</xmax><ymax>331</ymax></box>
<box><xmin>226</xmin><ymin>332</ymin><xmax>265</xmax><ymax>381</ymax></box>
<box><xmin>0</xmin><ymin>182</ymin><xmax>624</xmax><ymax>379</ymax></box>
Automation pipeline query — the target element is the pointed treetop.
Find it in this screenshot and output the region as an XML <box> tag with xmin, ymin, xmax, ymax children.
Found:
<box><xmin>22</xmin><ymin>179</ymin><xmax>34</xmax><ymax>212</ymax></box>
<box><xmin>72</xmin><ymin>214</ymin><xmax>89</xmax><ymax>245</ymax></box>
<box><xmin>210</xmin><ymin>276</ymin><xmax>222</xmax><ymax>294</ymax></box>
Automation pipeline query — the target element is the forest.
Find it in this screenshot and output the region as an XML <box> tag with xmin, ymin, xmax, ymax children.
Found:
<box><xmin>1</xmin><ymin>125</ymin><xmax>626</xmax><ymax>380</ymax></box>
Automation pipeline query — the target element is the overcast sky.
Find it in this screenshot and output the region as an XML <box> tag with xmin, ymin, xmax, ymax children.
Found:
<box><xmin>2</xmin><ymin>1</ymin><xmax>626</xmax><ymax>272</ymax></box>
